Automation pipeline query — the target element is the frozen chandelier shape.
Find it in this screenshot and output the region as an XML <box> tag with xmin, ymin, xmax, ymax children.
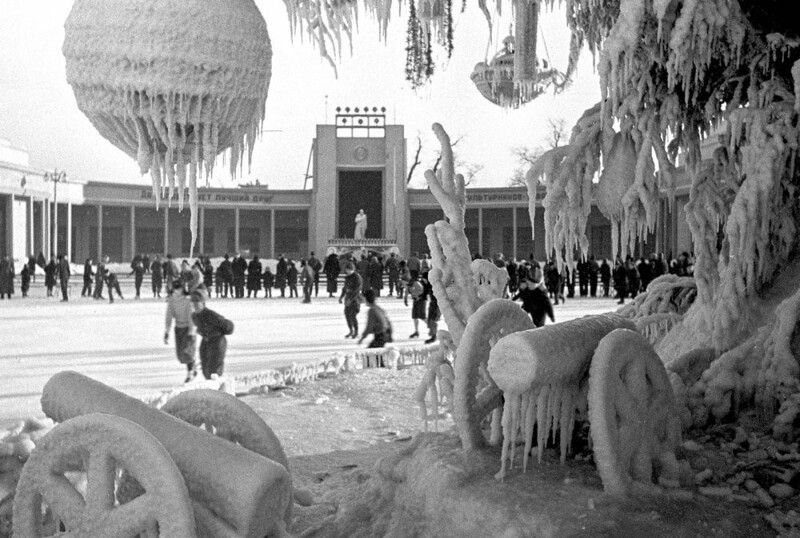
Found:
<box><xmin>62</xmin><ymin>0</ymin><xmax>273</xmax><ymax>253</ymax></box>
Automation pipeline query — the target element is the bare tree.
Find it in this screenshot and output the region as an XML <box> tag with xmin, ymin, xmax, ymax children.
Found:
<box><xmin>406</xmin><ymin>136</ymin><xmax>423</xmax><ymax>184</ymax></box>
<box><xmin>508</xmin><ymin>117</ymin><xmax>567</xmax><ymax>186</ymax></box>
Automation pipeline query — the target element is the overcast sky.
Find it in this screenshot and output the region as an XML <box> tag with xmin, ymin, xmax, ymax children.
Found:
<box><xmin>0</xmin><ymin>1</ymin><xmax>600</xmax><ymax>190</ymax></box>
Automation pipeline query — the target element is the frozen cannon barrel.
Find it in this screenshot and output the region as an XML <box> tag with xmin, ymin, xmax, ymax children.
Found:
<box><xmin>39</xmin><ymin>371</ymin><xmax>292</xmax><ymax>538</ymax></box>
<box><xmin>487</xmin><ymin>313</ymin><xmax>634</xmax><ymax>479</ymax></box>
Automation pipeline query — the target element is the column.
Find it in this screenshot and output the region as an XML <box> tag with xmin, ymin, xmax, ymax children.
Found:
<box><xmin>28</xmin><ymin>197</ymin><xmax>34</xmax><ymax>255</ymax></box>
<box><xmin>270</xmin><ymin>209</ymin><xmax>275</xmax><ymax>259</ymax></box>
<box><xmin>199</xmin><ymin>207</ymin><xmax>205</xmax><ymax>254</ymax></box>
<box><xmin>67</xmin><ymin>202</ymin><xmax>72</xmax><ymax>261</ymax></box>
<box><xmin>477</xmin><ymin>207</ymin><xmax>483</xmax><ymax>257</ymax></box>
<box><xmin>40</xmin><ymin>200</ymin><xmax>46</xmax><ymax>258</ymax></box>
<box><xmin>97</xmin><ymin>204</ymin><xmax>103</xmax><ymax>260</ymax></box>
<box><xmin>130</xmin><ymin>206</ymin><xmax>136</xmax><ymax>260</ymax></box>
<box><xmin>163</xmin><ymin>208</ymin><xmax>169</xmax><ymax>254</ymax></box>
<box><xmin>234</xmin><ymin>207</ymin><xmax>240</xmax><ymax>253</ymax></box>
<box><xmin>512</xmin><ymin>207</ymin><xmax>518</xmax><ymax>260</ymax></box>
<box><xmin>44</xmin><ymin>199</ymin><xmax>50</xmax><ymax>259</ymax></box>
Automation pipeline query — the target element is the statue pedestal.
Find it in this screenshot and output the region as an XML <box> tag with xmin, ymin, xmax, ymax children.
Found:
<box><xmin>327</xmin><ymin>238</ymin><xmax>399</xmax><ymax>258</ymax></box>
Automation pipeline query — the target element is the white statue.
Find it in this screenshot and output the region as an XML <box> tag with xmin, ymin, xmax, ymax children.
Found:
<box><xmin>354</xmin><ymin>209</ymin><xmax>367</xmax><ymax>239</ymax></box>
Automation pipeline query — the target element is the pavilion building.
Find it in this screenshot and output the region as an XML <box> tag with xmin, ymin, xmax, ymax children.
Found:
<box><xmin>0</xmin><ymin>109</ymin><xmax>694</xmax><ymax>265</ymax></box>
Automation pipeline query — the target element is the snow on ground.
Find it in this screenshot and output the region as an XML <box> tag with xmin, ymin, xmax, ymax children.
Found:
<box><xmin>0</xmin><ymin>280</ymin><xmax>616</xmax><ymax>430</ymax></box>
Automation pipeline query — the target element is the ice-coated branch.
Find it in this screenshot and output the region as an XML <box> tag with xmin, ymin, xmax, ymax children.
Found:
<box><xmin>425</xmin><ymin>122</ymin><xmax>466</xmax><ymax>228</ymax></box>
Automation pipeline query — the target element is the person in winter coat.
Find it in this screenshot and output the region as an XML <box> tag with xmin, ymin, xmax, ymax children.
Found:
<box><xmin>323</xmin><ymin>252</ymin><xmax>341</xmax><ymax>297</ymax></box>
<box><xmin>512</xmin><ymin>276</ymin><xmax>555</xmax><ymax>328</ymax></box>
<box><xmin>287</xmin><ymin>260</ymin><xmax>299</xmax><ymax>298</ymax></box>
<box><xmin>404</xmin><ymin>273</ymin><xmax>427</xmax><ymax>338</ymax></box>
<box><xmin>0</xmin><ymin>256</ymin><xmax>14</xmax><ymax>299</ymax></box>
<box><xmin>82</xmin><ymin>257</ymin><xmax>94</xmax><ymax>297</ymax></box>
<box><xmin>368</xmin><ymin>255</ymin><xmax>383</xmax><ymax>296</ymax></box>
<box><xmin>188</xmin><ymin>260</ymin><xmax>205</xmax><ymax>293</ymax></box>
<box><xmin>275</xmin><ymin>255</ymin><xmax>288</xmax><ymax>298</ymax></box>
<box><xmin>424</xmin><ymin>276</ymin><xmax>440</xmax><ymax>343</ymax></box>
<box><xmin>613</xmin><ymin>259</ymin><xmax>628</xmax><ymax>304</ymax></box>
<box><xmin>203</xmin><ymin>258</ymin><xmax>214</xmax><ymax>290</ymax></box>
<box><xmin>358</xmin><ymin>289</ymin><xmax>393</xmax><ymax>362</ymax></box>
<box><xmin>162</xmin><ymin>254</ymin><xmax>180</xmax><ymax>295</ymax></box>
<box><xmin>262</xmin><ymin>267</ymin><xmax>274</xmax><ymax>297</ymax></box>
<box><xmin>191</xmin><ymin>289</ymin><xmax>234</xmax><ymax>379</ymax></box>
<box><xmin>385</xmin><ymin>252</ymin><xmax>400</xmax><ymax>297</ymax></box>
<box><xmin>150</xmin><ymin>256</ymin><xmax>163</xmax><ymax>298</ymax></box>
<box><xmin>105</xmin><ymin>267</ymin><xmax>124</xmax><ymax>303</ymax></box>
<box><xmin>57</xmin><ymin>254</ymin><xmax>71</xmax><ymax>301</ymax></box>
<box><xmin>28</xmin><ymin>255</ymin><xmax>37</xmax><ymax>283</ymax></box>
<box><xmin>129</xmin><ymin>258</ymin><xmax>145</xmax><ymax>299</ymax></box>
<box><xmin>599</xmin><ymin>259</ymin><xmax>611</xmax><ymax>297</ymax></box>
<box><xmin>20</xmin><ymin>264</ymin><xmax>30</xmax><ymax>297</ymax></box>
<box><xmin>219</xmin><ymin>254</ymin><xmax>233</xmax><ymax>298</ymax></box>
<box><xmin>625</xmin><ymin>258</ymin><xmax>641</xmax><ymax>299</ymax></box>
<box><xmin>546</xmin><ymin>261</ymin><xmax>562</xmax><ymax>305</ymax></box>
<box><xmin>356</xmin><ymin>254</ymin><xmax>370</xmax><ymax>293</ymax></box>
<box><xmin>307</xmin><ymin>252</ymin><xmax>322</xmax><ymax>297</ymax></box>
<box><xmin>164</xmin><ymin>280</ymin><xmax>197</xmax><ymax>382</ymax></box>
<box><xmin>44</xmin><ymin>257</ymin><xmax>57</xmax><ymax>298</ymax></box>
<box><xmin>247</xmin><ymin>255</ymin><xmax>263</xmax><ymax>298</ymax></box>
<box><xmin>93</xmin><ymin>256</ymin><xmax>107</xmax><ymax>299</ymax></box>
<box><xmin>397</xmin><ymin>260</ymin><xmax>410</xmax><ymax>299</ymax></box>
<box><xmin>300</xmin><ymin>259</ymin><xmax>315</xmax><ymax>303</ymax></box>
<box><xmin>231</xmin><ymin>253</ymin><xmax>247</xmax><ymax>298</ymax></box>
<box><xmin>587</xmin><ymin>255</ymin><xmax>600</xmax><ymax>297</ymax></box>
<box><xmin>339</xmin><ymin>262</ymin><xmax>363</xmax><ymax>338</ymax></box>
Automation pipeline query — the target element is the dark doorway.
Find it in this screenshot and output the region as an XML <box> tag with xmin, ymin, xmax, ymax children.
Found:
<box><xmin>338</xmin><ymin>170</ymin><xmax>382</xmax><ymax>238</ymax></box>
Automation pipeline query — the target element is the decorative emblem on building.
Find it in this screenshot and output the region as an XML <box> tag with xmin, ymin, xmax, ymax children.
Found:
<box><xmin>353</xmin><ymin>146</ymin><xmax>368</xmax><ymax>161</ymax></box>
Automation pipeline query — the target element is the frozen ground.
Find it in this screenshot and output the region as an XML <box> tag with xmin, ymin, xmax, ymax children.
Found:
<box><xmin>0</xmin><ymin>280</ymin><xmax>616</xmax><ymax>429</ymax></box>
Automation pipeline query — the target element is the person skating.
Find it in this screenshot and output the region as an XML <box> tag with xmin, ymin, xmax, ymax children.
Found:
<box><xmin>150</xmin><ymin>256</ymin><xmax>163</xmax><ymax>298</ymax></box>
<box><xmin>423</xmin><ymin>275</ymin><xmax>440</xmax><ymax>343</ymax></box>
<box><xmin>404</xmin><ymin>274</ymin><xmax>426</xmax><ymax>338</ymax></box>
<box><xmin>323</xmin><ymin>251</ymin><xmax>340</xmax><ymax>297</ymax></box>
<box><xmin>81</xmin><ymin>257</ymin><xmax>94</xmax><ymax>297</ymax></box>
<box><xmin>300</xmin><ymin>258</ymin><xmax>315</xmax><ymax>303</ymax></box>
<box><xmin>262</xmin><ymin>266</ymin><xmax>274</xmax><ymax>298</ymax></box>
<box><xmin>93</xmin><ymin>256</ymin><xmax>107</xmax><ymax>299</ymax></box>
<box><xmin>191</xmin><ymin>289</ymin><xmax>234</xmax><ymax>379</ymax></box>
<box><xmin>275</xmin><ymin>254</ymin><xmax>288</xmax><ymax>298</ymax></box>
<box><xmin>57</xmin><ymin>254</ymin><xmax>71</xmax><ymax>301</ymax></box>
<box><xmin>338</xmin><ymin>262</ymin><xmax>363</xmax><ymax>338</ymax></box>
<box><xmin>358</xmin><ymin>289</ymin><xmax>393</xmax><ymax>361</ymax></box>
<box><xmin>219</xmin><ymin>254</ymin><xmax>233</xmax><ymax>298</ymax></box>
<box><xmin>129</xmin><ymin>258</ymin><xmax>145</xmax><ymax>299</ymax></box>
<box><xmin>512</xmin><ymin>275</ymin><xmax>555</xmax><ymax>328</ymax></box>
<box><xmin>231</xmin><ymin>253</ymin><xmax>247</xmax><ymax>298</ymax></box>
<box><xmin>20</xmin><ymin>263</ymin><xmax>30</xmax><ymax>297</ymax></box>
<box><xmin>247</xmin><ymin>255</ymin><xmax>262</xmax><ymax>298</ymax></box>
<box><xmin>613</xmin><ymin>258</ymin><xmax>628</xmax><ymax>304</ymax></box>
<box><xmin>385</xmin><ymin>252</ymin><xmax>400</xmax><ymax>296</ymax></box>
<box><xmin>164</xmin><ymin>280</ymin><xmax>197</xmax><ymax>382</ymax></box>
<box><xmin>287</xmin><ymin>260</ymin><xmax>299</xmax><ymax>298</ymax></box>
<box><xmin>105</xmin><ymin>267</ymin><xmax>124</xmax><ymax>303</ymax></box>
<box><xmin>308</xmin><ymin>251</ymin><xmax>322</xmax><ymax>297</ymax></box>
<box><xmin>44</xmin><ymin>257</ymin><xmax>57</xmax><ymax>298</ymax></box>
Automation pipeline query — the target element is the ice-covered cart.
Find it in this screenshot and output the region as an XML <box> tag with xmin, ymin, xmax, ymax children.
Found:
<box><xmin>12</xmin><ymin>371</ymin><xmax>293</xmax><ymax>537</ymax></box>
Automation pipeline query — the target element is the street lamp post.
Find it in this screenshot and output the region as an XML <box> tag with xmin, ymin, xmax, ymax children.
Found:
<box><xmin>44</xmin><ymin>170</ymin><xmax>67</xmax><ymax>260</ymax></box>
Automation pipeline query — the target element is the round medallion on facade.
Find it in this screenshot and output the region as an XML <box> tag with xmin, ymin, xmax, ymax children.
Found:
<box><xmin>353</xmin><ymin>146</ymin><xmax>368</xmax><ymax>162</ymax></box>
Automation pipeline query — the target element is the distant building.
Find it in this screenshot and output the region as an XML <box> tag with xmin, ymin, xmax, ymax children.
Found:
<box><xmin>0</xmin><ymin>110</ymin><xmax>694</xmax><ymax>264</ymax></box>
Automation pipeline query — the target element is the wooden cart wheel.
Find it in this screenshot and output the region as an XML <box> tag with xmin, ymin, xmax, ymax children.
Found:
<box><xmin>160</xmin><ymin>389</ymin><xmax>294</xmax><ymax>522</ymax></box>
<box><xmin>13</xmin><ymin>413</ymin><xmax>194</xmax><ymax>538</ymax></box>
<box><xmin>588</xmin><ymin>329</ymin><xmax>681</xmax><ymax>496</ymax></box>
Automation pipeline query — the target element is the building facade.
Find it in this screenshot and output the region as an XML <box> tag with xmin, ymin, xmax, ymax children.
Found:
<box><xmin>0</xmin><ymin>112</ymin><xmax>694</xmax><ymax>265</ymax></box>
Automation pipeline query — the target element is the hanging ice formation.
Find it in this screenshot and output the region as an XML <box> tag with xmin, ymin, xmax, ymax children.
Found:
<box><xmin>487</xmin><ymin>313</ymin><xmax>634</xmax><ymax>479</ymax></box>
<box><xmin>62</xmin><ymin>0</ymin><xmax>272</xmax><ymax>254</ymax></box>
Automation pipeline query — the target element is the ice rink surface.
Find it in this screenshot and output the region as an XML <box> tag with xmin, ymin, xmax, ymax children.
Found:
<box><xmin>0</xmin><ymin>282</ymin><xmax>618</xmax><ymax>427</ymax></box>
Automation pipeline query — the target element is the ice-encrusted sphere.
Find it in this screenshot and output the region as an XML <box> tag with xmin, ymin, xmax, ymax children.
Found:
<box><xmin>63</xmin><ymin>0</ymin><xmax>272</xmax><ymax>247</ymax></box>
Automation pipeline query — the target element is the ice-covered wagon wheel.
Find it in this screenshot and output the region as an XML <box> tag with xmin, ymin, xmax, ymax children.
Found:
<box><xmin>588</xmin><ymin>329</ymin><xmax>681</xmax><ymax>496</ymax></box>
<box><xmin>12</xmin><ymin>413</ymin><xmax>195</xmax><ymax>538</ymax></box>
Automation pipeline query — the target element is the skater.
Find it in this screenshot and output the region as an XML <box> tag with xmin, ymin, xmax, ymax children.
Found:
<box><xmin>44</xmin><ymin>257</ymin><xmax>57</xmax><ymax>298</ymax></box>
<box><xmin>339</xmin><ymin>262</ymin><xmax>363</xmax><ymax>338</ymax></box>
<box><xmin>57</xmin><ymin>254</ymin><xmax>71</xmax><ymax>302</ymax></box>
<box><xmin>247</xmin><ymin>255</ymin><xmax>262</xmax><ymax>298</ymax></box>
<box><xmin>275</xmin><ymin>254</ymin><xmax>288</xmax><ymax>298</ymax></box>
<box><xmin>424</xmin><ymin>276</ymin><xmax>440</xmax><ymax>344</ymax></box>
<box><xmin>105</xmin><ymin>267</ymin><xmax>124</xmax><ymax>303</ymax></box>
<box><xmin>613</xmin><ymin>259</ymin><xmax>628</xmax><ymax>304</ymax></box>
<box><xmin>219</xmin><ymin>254</ymin><xmax>233</xmax><ymax>298</ymax></box>
<box><xmin>20</xmin><ymin>263</ymin><xmax>30</xmax><ymax>297</ymax></box>
<box><xmin>287</xmin><ymin>260</ymin><xmax>299</xmax><ymax>298</ymax></box>
<box><xmin>323</xmin><ymin>251</ymin><xmax>340</xmax><ymax>297</ymax></box>
<box><xmin>404</xmin><ymin>273</ymin><xmax>426</xmax><ymax>338</ymax></box>
<box><xmin>358</xmin><ymin>289</ymin><xmax>393</xmax><ymax>361</ymax></box>
<box><xmin>93</xmin><ymin>256</ymin><xmax>107</xmax><ymax>299</ymax></box>
<box><xmin>512</xmin><ymin>274</ymin><xmax>555</xmax><ymax>328</ymax></box>
<box><xmin>191</xmin><ymin>289</ymin><xmax>235</xmax><ymax>379</ymax></box>
<box><xmin>301</xmin><ymin>258</ymin><xmax>315</xmax><ymax>303</ymax></box>
<box><xmin>150</xmin><ymin>256</ymin><xmax>163</xmax><ymax>297</ymax></box>
<box><xmin>308</xmin><ymin>251</ymin><xmax>322</xmax><ymax>297</ymax></box>
<box><xmin>262</xmin><ymin>266</ymin><xmax>274</xmax><ymax>298</ymax></box>
<box><xmin>82</xmin><ymin>258</ymin><xmax>94</xmax><ymax>297</ymax></box>
<box><xmin>130</xmin><ymin>258</ymin><xmax>145</xmax><ymax>299</ymax></box>
<box><xmin>0</xmin><ymin>256</ymin><xmax>14</xmax><ymax>299</ymax></box>
<box><xmin>164</xmin><ymin>280</ymin><xmax>197</xmax><ymax>382</ymax></box>
<box><xmin>385</xmin><ymin>252</ymin><xmax>400</xmax><ymax>296</ymax></box>
<box><xmin>231</xmin><ymin>253</ymin><xmax>247</xmax><ymax>298</ymax></box>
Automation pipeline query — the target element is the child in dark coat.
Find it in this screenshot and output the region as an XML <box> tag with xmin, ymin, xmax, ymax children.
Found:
<box><xmin>512</xmin><ymin>278</ymin><xmax>555</xmax><ymax>328</ymax></box>
<box><xmin>191</xmin><ymin>290</ymin><xmax>234</xmax><ymax>379</ymax></box>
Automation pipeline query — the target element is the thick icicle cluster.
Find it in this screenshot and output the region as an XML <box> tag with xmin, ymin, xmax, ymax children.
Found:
<box><xmin>63</xmin><ymin>0</ymin><xmax>272</xmax><ymax>253</ymax></box>
<box><xmin>487</xmin><ymin>314</ymin><xmax>634</xmax><ymax>478</ymax></box>
<box><xmin>616</xmin><ymin>274</ymin><xmax>697</xmax><ymax>346</ymax></box>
